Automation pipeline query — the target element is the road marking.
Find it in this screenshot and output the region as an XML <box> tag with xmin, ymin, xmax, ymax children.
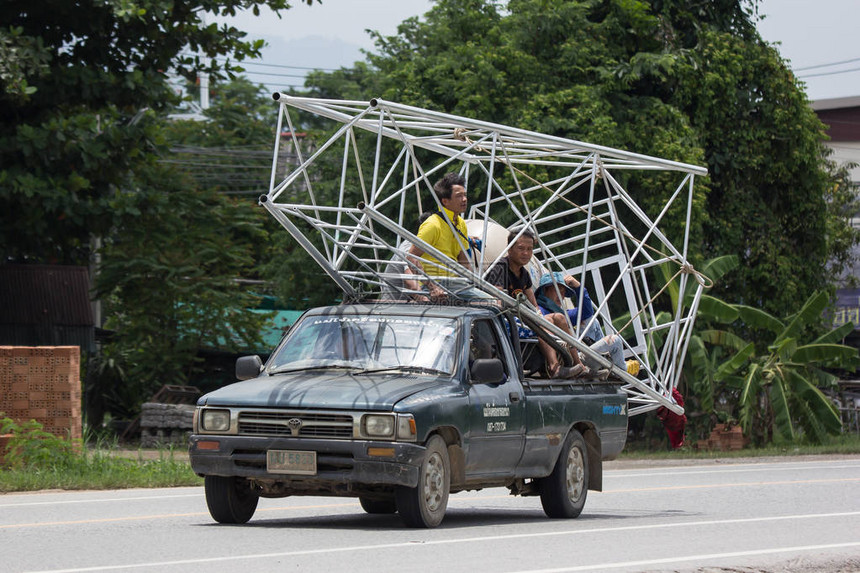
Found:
<box><xmin>505</xmin><ymin>541</ymin><xmax>860</xmax><ymax>572</ymax></box>
<box><xmin>605</xmin><ymin>476</ymin><xmax>860</xmax><ymax>493</ymax></box>
<box><xmin>21</xmin><ymin>511</ymin><xmax>860</xmax><ymax>572</ymax></box>
<box><xmin>0</xmin><ymin>493</ymin><xmax>201</xmax><ymax>508</ymax></box>
<box><xmin>4</xmin><ymin>476</ymin><xmax>859</xmax><ymax>528</ymax></box>
<box><xmin>0</xmin><ymin>501</ymin><xmax>360</xmax><ymax>529</ymax></box>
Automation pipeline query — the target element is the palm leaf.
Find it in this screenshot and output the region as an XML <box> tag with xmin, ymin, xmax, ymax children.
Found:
<box><xmin>806</xmin><ymin>366</ymin><xmax>838</xmax><ymax>390</ymax></box>
<box><xmin>785</xmin><ymin>369</ymin><xmax>842</xmax><ymax>435</ymax></box>
<box><xmin>738</xmin><ymin>362</ymin><xmax>762</xmax><ymax>434</ymax></box>
<box><xmin>734</xmin><ymin>305</ymin><xmax>784</xmax><ymax>335</ymax></box>
<box><xmin>700</xmin><ymin>329</ymin><xmax>749</xmax><ymax>351</ymax></box>
<box><xmin>791</xmin><ymin>393</ymin><xmax>829</xmax><ymax>444</ymax></box>
<box><xmin>714</xmin><ymin>342</ymin><xmax>755</xmax><ymax>382</ymax></box>
<box><xmin>700</xmin><ymin>254</ymin><xmax>739</xmax><ymax>283</ymax></box>
<box><xmin>697</xmin><ymin>294</ymin><xmax>740</xmax><ymax>323</ymax></box>
<box><xmin>777</xmin><ymin>291</ymin><xmax>829</xmax><ymax>344</ymax></box>
<box><xmin>813</xmin><ymin>321</ymin><xmax>855</xmax><ymax>344</ymax></box>
<box><xmin>770</xmin><ymin>368</ymin><xmax>794</xmax><ymax>440</ymax></box>
<box><xmin>768</xmin><ymin>337</ymin><xmax>797</xmax><ymax>362</ymax></box>
<box><xmin>655</xmin><ymin>260</ymin><xmax>680</xmax><ymax>312</ymax></box>
<box><xmin>792</xmin><ymin>343</ymin><xmax>858</xmax><ymax>367</ymax></box>
<box><xmin>686</xmin><ymin>336</ymin><xmax>715</xmax><ymax>413</ymax></box>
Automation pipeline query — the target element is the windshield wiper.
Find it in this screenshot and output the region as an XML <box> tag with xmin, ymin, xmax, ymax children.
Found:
<box><xmin>357</xmin><ymin>366</ymin><xmax>448</xmax><ymax>376</ymax></box>
<box><xmin>269</xmin><ymin>364</ymin><xmax>361</xmax><ymax>375</ymax></box>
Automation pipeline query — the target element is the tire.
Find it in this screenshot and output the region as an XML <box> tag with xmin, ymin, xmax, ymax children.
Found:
<box><xmin>204</xmin><ymin>475</ymin><xmax>259</xmax><ymax>524</ymax></box>
<box><xmin>539</xmin><ymin>428</ymin><xmax>588</xmax><ymax>518</ymax></box>
<box><xmin>395</xmin><ymin>435</ymin><xmax>450</xmax><ymax>528</ymax></box>
<box><xmin>359</xmin><ymin>496</ymin><xmax>398</xmax><ymax>514</ymax></box>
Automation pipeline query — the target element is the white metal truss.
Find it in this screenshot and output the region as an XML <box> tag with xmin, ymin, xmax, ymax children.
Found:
<box><xmin>262</xmin><ymin>95</ymin><xmax>709</xmax><ymax>415</ymax></box>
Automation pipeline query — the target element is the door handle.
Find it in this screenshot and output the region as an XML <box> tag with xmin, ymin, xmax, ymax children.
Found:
<box><xmin>509</xmin><ymin>392</ymin><xmax>521</xmax><ymax>402</ymax></box>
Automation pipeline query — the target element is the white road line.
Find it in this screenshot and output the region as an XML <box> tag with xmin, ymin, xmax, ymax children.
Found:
<box><xmin>506</xmin><ymin>542</ymin><xmax>860</xmax><ymax>572</ymax></box>
<box><xmin>0</xmin><ymin>493</ymin><xmax>201</xmax><ymax>508</ymax></box>
<box><xmin>23</xmin><ymin>511</ymin><xmax>860</xmax><ymax>573</ymax></box>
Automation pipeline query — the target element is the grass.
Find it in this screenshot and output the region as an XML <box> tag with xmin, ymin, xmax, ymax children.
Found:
<box><xmin>0</xmin><ymin>447</ymin><xmax>202</xmax><ymax>493</ymax></box>
<box><xmin>2</xmin><ymin>415</ymin><xmax>859</xmax><ymax>493</ymax></box>
<box><xmin>618</xmin><ymin>433</ymin><xmax>860</xmax><ymax>461</ymax></box>
<box><xmin>0</xmin><ymin>416</ymin><xmax>201</xmax><ymax>493</ymax></box>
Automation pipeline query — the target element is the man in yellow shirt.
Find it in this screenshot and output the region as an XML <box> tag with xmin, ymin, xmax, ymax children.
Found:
<box><xmin>405</xmin><ymin>173</ymin><xmax>473</xmax><ymax>301</ymax></box>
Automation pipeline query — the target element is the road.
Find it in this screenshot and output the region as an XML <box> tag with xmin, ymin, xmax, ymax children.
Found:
<box><xmin>2</xmin><ymin>455</ymin><xmax>859</xmax><ymax>573</ymax></box>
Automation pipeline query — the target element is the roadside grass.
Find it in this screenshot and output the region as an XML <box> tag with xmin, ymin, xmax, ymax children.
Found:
<box><xmin>0</xmin><ymin>416</ymin><xmax>201</xmax><ymax>493</ymax></box>
<box><xmin>0</xmin><ymin>448</ymin><xmax>202</xmax><ymax>493</ymax></box>
<box><xmin>2</xmin><ymin>415</ymin><xmax>859</xmax><ymax>493</ymax></box>
<box><xmin>619</xmin><ymin>433</ymin><xmax>860</xmax><ymax>460</ymax></box>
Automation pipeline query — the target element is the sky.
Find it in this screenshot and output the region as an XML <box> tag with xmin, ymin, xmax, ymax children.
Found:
<box><xmin>218</xmin><ymin>0</ymin><xmax>860</xmax><ymax>103</ymax></box>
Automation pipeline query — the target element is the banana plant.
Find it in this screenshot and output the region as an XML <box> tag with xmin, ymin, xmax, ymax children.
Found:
<box><xmin>708</xmin><ymin>291</ymin><xmax>857</xmax><ymax>444</ymax></box>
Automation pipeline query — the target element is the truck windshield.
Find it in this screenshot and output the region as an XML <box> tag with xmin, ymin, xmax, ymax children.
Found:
<box><xmin>268</xmin><ymin>315</ymin><xmax>460</xmax><ymax>375</ymax></box>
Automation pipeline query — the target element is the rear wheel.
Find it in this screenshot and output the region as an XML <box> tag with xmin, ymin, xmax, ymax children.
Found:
<box><xmin>359</xmin><ymin>496</ymin><xmax>398</xmax><ymax>514</ymax></box>
<box><xmin>204</xmin><ymin>475</ymin><xmax>259</xmax><ymax>524</ymax></box>
<box><xmin>396</xmin><ymin>435</ymin><xmax>450</xmax><ymax>528</ymax></box>
<box><xmin>539</xmin><ymin>429</ymin><xmax>588</xmax><ymax>518</ymax></box>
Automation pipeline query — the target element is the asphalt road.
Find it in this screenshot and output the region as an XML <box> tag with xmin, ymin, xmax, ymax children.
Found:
<box><xmin>3</xmin><ymin>455</ymin><xmax>859</xmax><ymax>573</ymax></box>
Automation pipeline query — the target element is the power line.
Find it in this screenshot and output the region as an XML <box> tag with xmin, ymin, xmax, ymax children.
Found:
<box><xmin>799</xmin><ymin>66</ymin><xmax>860</xmax><ymax>79</ymax></box>
<box><xmin>795</xmin><ymin>57</ymin><xmax>860</xmax><ymax>72</ymax></box>
<box><xmin>231</xmin><ymin>60</ymin><xmax>339</xmax><ymax>73</ymax></box>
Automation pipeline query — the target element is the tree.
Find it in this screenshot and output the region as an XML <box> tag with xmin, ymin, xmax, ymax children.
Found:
<box><xmin>303</xmin><ymin>0</ymin><xmax>857</xmax><ymax>316</ymax></box>
<box><xmin>87</xmin><ymin>77</ymin><xmax>282</xmax><ymax>425</ymax></box>
<box><xmin>0</xmin><ymin>0</ymin><xmax>315</xmax><ymax>266</ymax></box>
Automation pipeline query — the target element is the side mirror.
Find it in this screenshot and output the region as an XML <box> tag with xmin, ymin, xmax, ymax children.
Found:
<box><xmin>236</xmin><ymin>355</ymin><xmax>264</xmax><ymax>381</ymax></box>
<box><xmin>470</xmin><ymin>358</ymin><xmax>505</xmax><ymax>384</ymax></box>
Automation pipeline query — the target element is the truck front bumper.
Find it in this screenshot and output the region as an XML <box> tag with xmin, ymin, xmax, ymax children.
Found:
<box><xmin>189</xmin><ymin>435</ymin><xmax>424</xmax><ymax>490</ymax></box>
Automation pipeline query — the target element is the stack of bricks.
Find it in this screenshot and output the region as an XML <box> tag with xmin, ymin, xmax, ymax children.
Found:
<box><xmin>698</xmin><ymin>423</ymin><xmax>745</xmax><ymax>451</ymax></box>
<box><xmin>0</xmin><ymin>346</ymin><xmax>82</xmax><ymax>440</ymax></box>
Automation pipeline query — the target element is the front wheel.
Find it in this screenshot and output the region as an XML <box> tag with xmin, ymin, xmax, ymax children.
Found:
<box><xmin>539</xmin><ymin>428</ymin><xmax>588</xmax><ymax>518</ymax></box>
<box><xmin>395</xmin><ymin>435</ymin><xmax>450</xmax><ymax>528</ymax></box>
<box><xmin>204</xmin><ymin>475</ymin><xmax>259</xmax><ymax>524</ymax></box>
<box><xmin>359</xmin><ymin>496</ymin><xmax>397</xmax><ymax>514</ymax></box>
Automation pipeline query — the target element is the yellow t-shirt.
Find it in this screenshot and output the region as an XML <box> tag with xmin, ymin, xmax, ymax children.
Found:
<box><xmin>416</xmin><ymin>207</ymin><xmax>469</xmax><ymax>277</ymax></box>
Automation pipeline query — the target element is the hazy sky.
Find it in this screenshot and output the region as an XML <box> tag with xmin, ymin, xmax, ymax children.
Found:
<box><xmin>220</xmin><ymin>0</ymin><xmax>860</xmax><ymax>102</ymax></box>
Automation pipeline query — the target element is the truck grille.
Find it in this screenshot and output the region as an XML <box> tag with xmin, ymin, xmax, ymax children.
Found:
<box><xmin>237</xmin><ymin>411</ymin><xmax>354</xmax><ymax>439</ymax></box>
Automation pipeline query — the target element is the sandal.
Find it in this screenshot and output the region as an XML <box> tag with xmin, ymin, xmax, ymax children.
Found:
<box><xmin>555</xmin><ymin>363</ymin><xmax>585</xmax><ymax>379</ymax></box>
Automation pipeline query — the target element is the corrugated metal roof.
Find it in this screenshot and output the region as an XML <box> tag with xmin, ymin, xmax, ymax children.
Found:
<box><xmin>0</xmin><ymin>265</ymin><xmax>94</xmax><ymax>326</ymax></box>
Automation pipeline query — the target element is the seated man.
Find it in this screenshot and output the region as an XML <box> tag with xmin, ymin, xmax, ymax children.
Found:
<box><xmin>485</xmin><ymin>229</ymin><xmax>585</xmax><ymax>378</ymax></box>
<box><xmin>535</xmin><ymin>272</ymin><xmax>633</xmax><ymax>373</ymax></box>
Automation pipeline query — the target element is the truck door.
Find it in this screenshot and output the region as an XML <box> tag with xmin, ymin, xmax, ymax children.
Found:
<box><xmin>465</xmin><ymin>318</ymin><xmax>526</xmax><ymax>475</ymax></box>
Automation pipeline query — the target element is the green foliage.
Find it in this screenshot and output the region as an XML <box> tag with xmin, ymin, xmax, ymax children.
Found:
<box><xmin>0</xmin><ymin>0</ymin><xmax>316</xmax><ymax>265</ymax></box>
<box><xmin>92</xmin><ymin>162</ymin><xmax>269</xmax><ymax>420</ymax></box>
<box><xmin>700</xmin><ymin>291</ymin><xmax>857</xmax><ymax>445</ymax></box>
<box><xmin>0</xmin><ymin>414</ymin><xmax>79</xmax><ymax>469</ymax></box>
<box><xmin>0</xmin><ymin>415</ymin><xmax>200</xmax><ymax>491</ymax></box>
<box><xmin>301</xmin><ymin>0</ymin><xmax>858</xmax><ymax>318</ymax></box>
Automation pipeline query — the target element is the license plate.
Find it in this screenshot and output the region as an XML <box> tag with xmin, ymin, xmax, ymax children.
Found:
<box><xmin>267</xmin><ymin>450</ymin><xmax>317</xmax><ymax>475</ymax></box>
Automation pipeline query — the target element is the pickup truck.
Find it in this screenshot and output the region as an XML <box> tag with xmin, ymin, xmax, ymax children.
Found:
<box><xmin>189</xmin><ymin>302</ymin><xmax>628</xmax><ymax>528</ymax></box>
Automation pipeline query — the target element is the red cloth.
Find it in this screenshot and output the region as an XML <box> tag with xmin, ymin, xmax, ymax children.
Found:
<box><xmin>656</xmin><ymin>388</ymin><xmax>687</xmax><ymax>449</ymax></box>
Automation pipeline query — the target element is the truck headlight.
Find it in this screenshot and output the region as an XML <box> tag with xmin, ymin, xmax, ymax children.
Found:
<box><xmin>363</xmin><ymin>414</ymin><xmax>395</xmax><ymax>438</ymax></box>
<box><xmin>201</xmin><ymin>409</ymin><xmax>230</xmax><ymax>432</ymax></box>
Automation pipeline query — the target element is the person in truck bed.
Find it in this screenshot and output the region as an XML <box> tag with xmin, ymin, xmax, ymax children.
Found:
<box><xmin>402</xmin><ymin>173</ymin><xmax>487</xmax><ymax>302</ymax></box>
<box><xmin>485</xmin><ymin>228</ymin><xmax>585</xmax><ymax>379</ymax></box>
<box><xmin>535</xmin><ymin>271</ymin><xmax>638</xmax><ymax>376</ymax></box>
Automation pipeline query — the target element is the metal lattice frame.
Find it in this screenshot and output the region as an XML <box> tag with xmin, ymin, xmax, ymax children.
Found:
<box><xmin>262</xmin><ymin>96</ymin><xmax>709</xmax><ymax>415</ymax></box>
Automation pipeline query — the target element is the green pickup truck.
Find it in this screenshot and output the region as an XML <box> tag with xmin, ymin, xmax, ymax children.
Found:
<box><xmin>189</xmin><ymin>302</ymin><xmax>628</xmax><ymax>528</ymax></box>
